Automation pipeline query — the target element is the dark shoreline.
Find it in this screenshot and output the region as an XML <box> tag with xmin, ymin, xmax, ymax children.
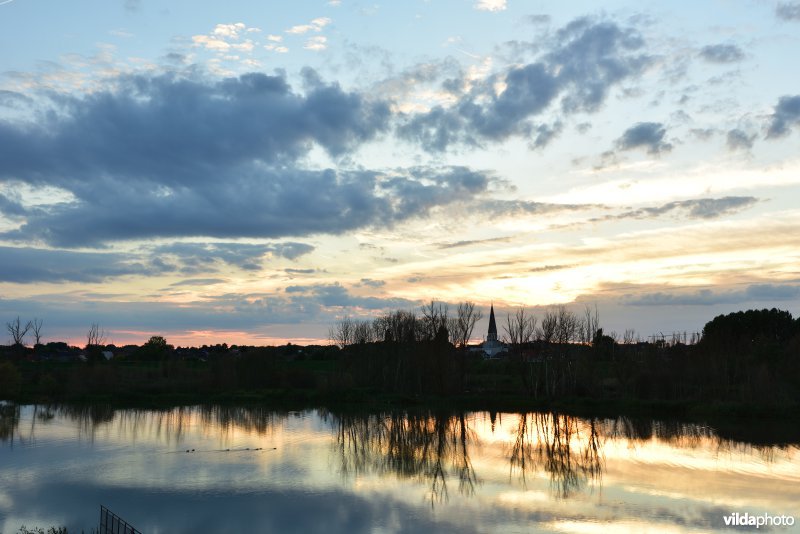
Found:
<box><xmin>6</xmin><ymin>388</ymin><xmax>800</xmax><ymax>446</ymax></box>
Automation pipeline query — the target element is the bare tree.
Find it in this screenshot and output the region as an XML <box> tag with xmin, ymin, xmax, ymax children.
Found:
<box><xmin>580</xmin><ymin>305</ymin><xmax>600</xmax><ymax>345</ymax></box>
<box><xmin>6</xmin><ymin>317</ymin><xmax>32</xmax><ymax>347</ymax></box>
<box><xmin>31</xmin><ymin>318</ymin><xmax>43</xmax><ymax>346</ymax></box>
<box><xmin>353</xmin><ymin>320</ymin><xmax>376</xmax><ymax>344</ymax></box>
<box><xmin>86</xmin><ymin>323</ymin><xmax>107</xmax><ymax>348</ymax></box>
<box><xmin>329</xmin><ymin>317</ymin><xmax>355</xmax><ymax>348</ymax></box>
<box><xmin>622</xmin><ymin>329</ymin><xmax>637</xmax><ymax>345</ymax></box>
<box><xmin>555</xmin><ymin>306</ymin><xmax>579</xmax><ymax>345</ymax></box>
<box><xmin>502</xmin><ymin>307</ymin><xmax>537</xmax><ymax>346</ymax></box>
<box><xmin>539</xmin><ymin>308</ymin><xmax>558</xmax><ymax>343</ymax></box>
<box><xmin>420</xmin><ymin>300</ymin><xmax>449</xmax><ymax>342</ymax></box>
<box><xmin>449</xmin><ymin>302</ymin><xmax>483</xmax><ymax>348</ymax></box>
<box><xmin>374</xmin><ymin>310</ymin><xmax>419</xmax><ymax>343</ymax></box>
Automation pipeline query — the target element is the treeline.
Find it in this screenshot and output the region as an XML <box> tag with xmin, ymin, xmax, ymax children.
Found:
<box><xmin>1</xmin><ymin>306</ymin><xmax>798</xmax><ymax>409</ymax></box>
<box><xmin>330</xmin><ymin>304</ymin><xmax>800</xmax><ymax>406</ymax></box>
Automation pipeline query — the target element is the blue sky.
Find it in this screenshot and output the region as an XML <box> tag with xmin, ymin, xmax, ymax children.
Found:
<box><xmin>1</xmin><ymin>0</ymin><xmax>799</xmax><ymax>346</ymax></box>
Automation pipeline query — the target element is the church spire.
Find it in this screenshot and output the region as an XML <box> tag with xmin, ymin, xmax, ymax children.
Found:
<box><xmin>487</xmin><ymin>303</ymin><xmax>497</xmax><ymax>342</ymax></box>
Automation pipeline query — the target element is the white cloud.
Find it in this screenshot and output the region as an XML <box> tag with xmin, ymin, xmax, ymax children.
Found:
<box><xmin>192</xmin><ymin>35</ymin><xmax>231</xmax><ymax>51</ymax></box>
<box><xmin>474</xmin><ymin>0</ymin><xmax>507</xmax><ymax>12</ymax></box>
<box><xmin>328</xmin><ymin>0</ymin><xmax>342</xmax><ymax>6</ymax></box>
<box><xmin>193</xmin><ymin>23</ymin><xmax>260</xmax><ymax>53</ymax></box>
<box><xmin>304</xmin><ymin>36</ymin><xmax>328</xmax><ymax>51</ymax></box>
<box><xmin>212</xmin><ymin>23</ymin><xmax>246</xmax><ymax>38</ymax></box>
<box><xmin>265</xmin><ymin>44</ymin><xmax>289</xmax><ymax>53</ymax></box>
<box><xmin>267</xmin><ymin>34</ymin><xmax>283</xmax><ymax>42</ymax></box>
<box><xmin>286</xmin><ymin>17</ymin><xmax>332</xmax><ymax>34</ymax></box>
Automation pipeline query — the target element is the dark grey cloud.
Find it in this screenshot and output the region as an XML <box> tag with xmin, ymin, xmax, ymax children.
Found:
<box><xmin>0</xmin><ymin>71</ymin><xmax>389</xmax><ymax>182</ymax></box>
<box><xmin>609</xmin><ymin>196</ymin><xmax>758</xmax><ymax>221</ymax></box>
<box><xmin>615</xmin><ymin>122</ymin><xmax>672</xmax><ymax>154</ymax></box>
<box><xmin>285</xmin><ymin>268</ymin><xmax>317</xmax><ymax>275</ymax></box>
<box><xmin>0</xmin><ymin>246</ymin><xmax>170</xmax><ymax>283</ymax></box>
<box><xmin>726</xmin><ymin>128</ymin><xmax>755</xmax><ymax>151</ymax></box>
<box><xmin>0</xmin><ymin>190</ymin><xmax>27</xmax><ymax>217</ymax></box>
<box><xmin>358</xmin><ymin>278</ymin><xmax>386</xmax><ymax>288</ymax></box>
<box><xmin>381</xmin><ymin>166</ymin><xmax>493</xmax><ymax>218</ymax></box>
<box><xmin>480</xmin><ymin>199</ymin><xmax>598</xmax><ymax>218</ymax></box>
<box><xmin>0</xmin><ymin>71</ymin><xmax>432</xmax><ymax>247</ymax></box>
<box><xmin>526</xmin><ymin>14</ymin><xmax>551</xmax><ymax>25</ymax></box>
<box><xmin>154</xmin><ymin>242</ymin><xmax>314</xmax><ymax>272</ymax></box>
<box><xmin>530</xmin><ymin>121</ymin><xmax>563</xmax><ymax>149</ymax></box>
<box><xmin>689</xmin><ymin>128</ymin><xmax>716</xmax><ymax>140</ymax></box>
<box><xmin>766</xmin><ymin>95</ymin><xmax>800</xmax><ymax>138</ymax></box>
<box><xmin>776</xmin><ymin>2</ymin><xmax>800</xmax><ymax>20</ymax></box>
<box><xmin>626</xmin><ymin>283</ymin><xmax>800</xmax><ymax>306</ymax></box>
<box><xmin>0</xmin><ymin>90</ymin><xmax>33</xmax><ymax>108</ymax></box>
<box><xmin>698</xmin><ymin>44</ymin><xmax>744</xmax><ymax>63</ymax></box>
<box><xmin>284</xmin><ymin>282</ymin><xmax>417</xmax><ymax>310</ymax></box>
<box><xmin>437</xmin><ymin>236</ymin><xmax>512</xmax><ymax>249</ymax></box>
<box><xmin>398</xmin><ymin>17</ymin><xmax>651</xmax><ymax>151</ymax></box>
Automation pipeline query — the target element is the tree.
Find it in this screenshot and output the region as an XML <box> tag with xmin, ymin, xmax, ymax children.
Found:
<box><xmin>86</xmin><ymin>323</ymin><xmax>107</xmax><ymax>348</ymax></box>
<box><xmin>539</xmin><ymin>309</ymin><xmax>558</xmax><ymax>343</ymax></box>
<box><xmin>31</xmin><ymin>318</ymin><xmax>44</xmax><ymax>346</ymax></box>
<box><xmin>555</xmin><ymin>306</ymin><xmax>579</xmax><ymax>345</ymax></box>
<box><xmin>136</xmin><ymin>335</ymin><xmax>174</xmax><ymax>361</ymax></box>
<box><xmin>449</xmin><ymin>302</ymin><xmax>483</xmax><ymax>348</ymax></box>
<box><xmin>502</xmin><ymin>307</ymin><xmax>537</xmax><ymax>346</ymax></box>
<box><xmin>420</xmin><ymin>301</ymin><xmax>449</xmax><ymax>342</ymax></box>
<box><xmin>6</xmin><ymin>317</ymin><xmax>31</xmax><ymax>347</ymax></box>
<box><xmin>329</xmin><ymin>317</ymin><xmax>355</xmax><ymax>348</ymax></box>
<box><xmin>580</xmin><ymin>305</ymin><xmax>600</xmax><ymax>345</ymax></box>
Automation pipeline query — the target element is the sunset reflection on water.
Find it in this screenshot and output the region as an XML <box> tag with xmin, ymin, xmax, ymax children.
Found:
<box><xmin>1</xmin><ymin>404</ymin><xmax>797</xmax><ymax>533</ymax></box>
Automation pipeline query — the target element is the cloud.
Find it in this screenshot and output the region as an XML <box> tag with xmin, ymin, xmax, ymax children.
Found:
<box><xmin>154</xmin><ymin>242</ymin><xmax>314</xmax><ymax>272</ymax></box>
<box><xmin>765</xmin><ymin>95</ymin><xmax>800</xmax><ymax>138</ymax></box>
<box><xmin>615</xmin><ymin>122</ymin><xmax>672</xmax><ymax>154</ymax></box>
<box><xmin>398</xmin><ymin>17</ymin><xmax>651</xmax><ymax>151</ymax></box>
<box><xmin>169</xmin><ymin>278</ymin><xmax>227</xmax><ymax>287</ymax></box>
<box><xmin>358</xmin><ymin>278</ymin><xmax>386</xmax><ymax>288</ymax></box>
<box><xmin>726</xmin><ymin>128</ymin><xmax>755</xmax><ymax>151</ymax></box>
<box><xmin>626</xmin><ymin>284</ymin><xmax>800</xmax><ymax>306</ymax></box>
<box><xmin>0</xmin><ymin>246</ymin><xmax>170</xmax><ymax>283</ymax></box>
<box><xmin>776</xmin><ymin>2</ymin><xmax>800</xmax><ymax>20</ymax></box>
<box><xmin>474</xmin><ymin>0</ymin><xmax>507</xmax><ymax>12</ymax></box>
<box><xmin>1</xmin><ymin>71</ymin><xmax>495</xmax><ymax>246</ymax></box>
<box><xmin>286</xmin><ymin>17</ymin><xmax>331</xmax><ymax>35</ymax></box>
<box><xmin>124</xmin><ymin>0</ymin><xmax>140</xmax><ymax>12</ymax></box>
<box><xmin>0</xmin><ymin>90</ymin><xmax>33</xmax><ymax>108</ymax></box>
<box><xmin>480</xmin><ymin>199</ymin><xmax>598</xmax><ymax>218</ymax></box>
<box><xmin>304</xmin><ymin>36</ymin><xmax>328</xmax><ymax>51</ymax></box>
<box><xmin>285</xmin><ymin>268</ymin><xmax>317</xmax><ymax>275</ymax></box>
<box><xmin>698</xmin><ymin>44</ymin><xmax>744</xmax><ymax>63</ymax></box>
<box><xmin>436</xmin><ymin>236</ymin><xmax>512</xmax><ymax>249</ymax></box>
<box><xmin>1</xmin><ymin>72</ymin><xmax>493</xmax><ymax>246</ymax></box>
<box><xmin>609</xmin><ymin>196</ymin><xmax>759</xmax><ymax>221</ymax></box>
<box><xmin>284</xmin><ymin>282</ymin><xmax>416</xmax><ymax>310</ymax></box>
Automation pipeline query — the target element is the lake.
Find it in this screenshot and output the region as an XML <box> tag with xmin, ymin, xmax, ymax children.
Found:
<box><xmin>1</xmin><ymin>404</ymin><xmax>798</xmax><ymax>533</ymax></box>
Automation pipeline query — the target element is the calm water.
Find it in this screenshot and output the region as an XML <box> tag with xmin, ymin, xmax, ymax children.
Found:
<box><xmin>1</xmin><ymin>404</ymin><xmax>798</xmax><ymax>533</ymax></box>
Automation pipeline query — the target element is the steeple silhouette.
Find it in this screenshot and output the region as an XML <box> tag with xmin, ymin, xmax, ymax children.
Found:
<box><xmin>487</xmin><ymin>303</ymin><xmax>497</xmax><ymax>342</ymax></box>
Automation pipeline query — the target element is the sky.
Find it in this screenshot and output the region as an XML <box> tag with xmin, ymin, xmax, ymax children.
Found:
<box><xmin>0</xmin><ymin>0</ymin><xmax>799</xmax><ymax>347</ymax></box>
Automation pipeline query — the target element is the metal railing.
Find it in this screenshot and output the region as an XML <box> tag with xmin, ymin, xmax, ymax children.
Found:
<box><xmin>99</xmin><ymin>505</ymin><xmax>141</xmax><ymax>534</ymax></box>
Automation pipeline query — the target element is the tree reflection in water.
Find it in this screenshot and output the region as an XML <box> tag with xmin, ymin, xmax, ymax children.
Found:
<box><xmin>0</xmin><ymin>403</ymin><xmax>20</xmax><ymax>444</ymax></box>
<box><xmin>2</xmin><ymin>403</ymin><xmax>795</xmax><ymax>505</ymax></box>
<box><xmin>329</xmin><ymin>411</ymin><xmax>478</xmax><ymax>506</ymax></box>
<box><xmin>508</xmin><ymin>412</ymin><xmax>604</xmax><ymax>498</ymax></box>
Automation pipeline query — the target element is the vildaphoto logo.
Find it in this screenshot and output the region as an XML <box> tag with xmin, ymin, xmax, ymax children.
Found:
<box><xmin>723</xmin><ymin>512</ymin><xmax>795</xmax><ymax>529</ymax></box>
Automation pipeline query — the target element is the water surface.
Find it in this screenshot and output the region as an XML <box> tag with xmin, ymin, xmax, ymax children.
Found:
<box><xmin>1</xmin><ymin>404</ymin><xmax>798</xmax><ymax>533</ymax></box>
